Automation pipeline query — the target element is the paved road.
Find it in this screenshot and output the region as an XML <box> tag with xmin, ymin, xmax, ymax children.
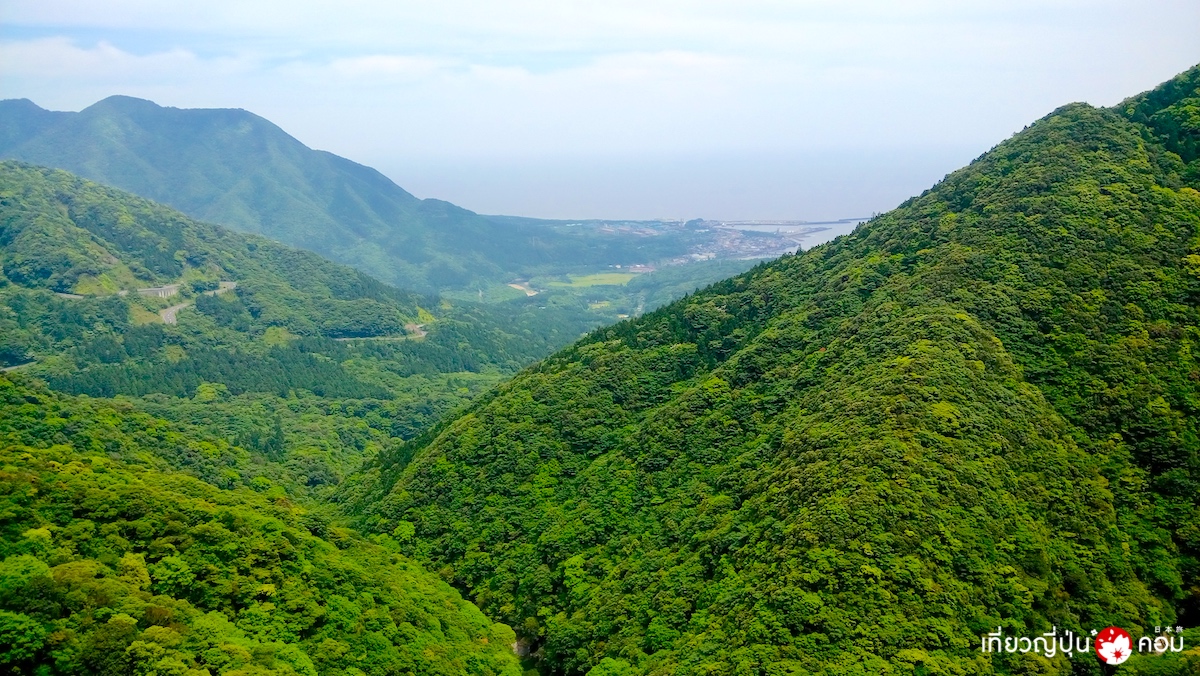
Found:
<box><xmin>160</xmin><ymin>302</ymin><xmax>192</xmax><ymax>325</ymax></box>
<box><xmin>162</xmin><ymin>281</ymin><xmax>233</xmax><ymax>323</ymax></box>
<box><xmin>1</xmin><ymin>361</ymin><xmax>35</xmax><ymax>373</ymax></box>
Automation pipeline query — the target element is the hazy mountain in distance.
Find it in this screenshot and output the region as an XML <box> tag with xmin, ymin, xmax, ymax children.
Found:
<box><xmin>0</xmin><ymin>96</ymin><xmax>680</xmax><ymax>293</ymax></box>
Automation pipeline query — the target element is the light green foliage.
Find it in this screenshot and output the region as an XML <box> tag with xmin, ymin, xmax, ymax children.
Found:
<box><xmin>547</xmin><ymin>273</ymin><xmax>638</xmax><ymax>287</ymax></box>
<box><xmin>347</xmin><ymin>66</ymin><xmax>1200</xmax><ymax>674</ymax></box>
<box><xmin>0</xmin><ymin>610</ymin><xmax>47</xmax><ymax>665</ymax></box>
<box><xmin>587</xmin><ymin>658</ymin><xmax>636</xmax><ymax>676</ymax></box>
<box><xmin>0</xmin><ymin>375</ymin><xmax>521</xmax><ymax>675</ymax></box>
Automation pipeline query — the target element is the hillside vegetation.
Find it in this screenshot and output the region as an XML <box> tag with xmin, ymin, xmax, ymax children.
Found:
<box><xmin>0</xmin><ymin>159</ymin><xmax>601</xmax><ymax>385</ymax></box>
<box><xmin>344</xmin><ymin>67</ymin><xmax>1200</xmax><ymax>674</ymax></box>
<box><xmin>0</xmin><ymin>374</ymin><xmax>521</xmax><ymax>675</ymax></box>
<box><xmin>0</xmin><ymin>161</ymin><xmax>598</xmax><ymax>500</ymax></box>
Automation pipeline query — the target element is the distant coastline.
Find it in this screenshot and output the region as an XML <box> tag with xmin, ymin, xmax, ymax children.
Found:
<box><xmin>710</xmin><ymin>217</ymin><xmax>870</xmax><ymax>250</ymax></box>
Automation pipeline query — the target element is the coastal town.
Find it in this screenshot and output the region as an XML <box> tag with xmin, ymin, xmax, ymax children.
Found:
<box><xmin>552</xmin><ymin>216</ymin><xmax>868</xmax><ymax>269</ymax></box>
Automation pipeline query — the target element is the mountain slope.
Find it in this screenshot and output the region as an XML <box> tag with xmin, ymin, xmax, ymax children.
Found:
<box><xmin>0</xmin><ymin>97</ymin><xmax>689</xmax><ymax>293</ymax></box>
<box><xmin>0</xmin><ymin>159</ymin><xmax>597</xmax><ymax>380</ymax></box>
<box><xmin>343</xmin><ymin>67</ymin><xmax>1200</xmax><ymax>674</ymax></box>
<box><xmin>0</xmin><ymin>161</ymin><xmax>600</xmax><ymax>502</ymax></box>
<box><xmin>0</xmin><ymin>373</ymin><xmax>522</xmax><ymax>676</ymax></box>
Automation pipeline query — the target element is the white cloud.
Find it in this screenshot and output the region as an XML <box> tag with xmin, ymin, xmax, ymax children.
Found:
<box><xmin>321</xmin><ymin>55</ymin><xmax>452</xmax><ymax>79</ymax></box>
<box><xmin>0</xmin><ymin>0</ymin><xmax>1197</xmax><ymax>216</ymax></box>
<box><xmin>3</xmin><ymin>37</ymin><xmax>189</xmax><ymax>78</ymax></box>
<box><xmin>0</xmin><ymin>37</ymin><xmax>253</xmax><ymax>87</ymax></box>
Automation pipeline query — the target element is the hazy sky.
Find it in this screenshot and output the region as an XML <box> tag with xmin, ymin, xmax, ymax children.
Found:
<box><xmin>2</xmin><ymin>1</ymin><xmax>1197</xmax><ymax>219</ymax></box>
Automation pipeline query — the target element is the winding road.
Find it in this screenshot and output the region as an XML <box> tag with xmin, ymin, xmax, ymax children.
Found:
<box><xmin>159</xmin><ymin>302</ymin><xmax>191</xmax><ymax>325</ymax></box>
<box><xmin>158</xmin><ymin>282</ymin><xmax>237</xmax><ymax>324</ymax></box>
<box><xmin>331</xmin><ymin>324</ymin><xmax>427</xmax><ymax>341</ymax></box>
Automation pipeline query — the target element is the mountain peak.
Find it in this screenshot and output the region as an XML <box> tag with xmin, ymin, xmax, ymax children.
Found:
<box><xmin>83</xmin><ymin>94</ymin><xmax>166</xmax><ymax>114</ymax></box>
<box><xmin>0</xmin><ymin>98</ymin><xmax>47</xmax><ymax>113</ymax></box>
<box><xmin>80</xmin><ymin>96</ymin><xmax>263</xmax><ymax>128</ymax></box>
<box><xmin>0</xmin><ymin>99</ymin><xmax>64</xmax><ymax>153</ymax></box>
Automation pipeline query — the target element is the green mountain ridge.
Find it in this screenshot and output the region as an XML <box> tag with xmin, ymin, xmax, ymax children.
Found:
<box><xmin>0</xmin><ymin>159</ymin><xmax>597</xmax><ymax>370</ymax></box>
<box><xmin>0</xmin><ymin>160</ymin><xmax>605</xmax><ymax>505</ymax></box>
<box><xmin>0</xmin><ymin>96</ymin><xmax>694</xmax><ymax>293</ymax></box>
<box><xmin>341</xmin><ymin>66</ymin><xmax>1200</xmax><ymax>674</ymax></box>
<box><xmin>0</xmin><ymin>158</ymin><xmax>548</xmax><ymax>675</ymax></box>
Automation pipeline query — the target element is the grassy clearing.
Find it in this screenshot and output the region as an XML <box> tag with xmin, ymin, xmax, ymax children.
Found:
<box><xmin>129</xmin><ymin>305</ymin><xmax>162</xmax><ymax>325</ymax></box>
<box><xmin>548</xmin><ymin>272</ymin><xmax>637</xmax><ymax>287</ymax></box>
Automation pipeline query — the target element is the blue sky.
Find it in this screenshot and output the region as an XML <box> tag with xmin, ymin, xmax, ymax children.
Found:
<box><xmin>2</xmin><ymin>1</ymin><xmax>1198</xmax><ymax>219</ymax></box>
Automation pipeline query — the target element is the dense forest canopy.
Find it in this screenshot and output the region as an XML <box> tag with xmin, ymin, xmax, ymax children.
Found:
<box><xmin>0</xmin><ymin>160</ymin><xmax>614</xmax><ymax>517</ymax></box>
<box><xmin>0</xmin><ymin>163</ymin><xmax>554</xmax><ymax>675</ymax></box>
<box><xmin>342</xmin><ymin>66</ymin><xmax>1200</xmax><ymax>675</ymax></box>
<box><xmin>0</xmin><ymin>159</ymin><xmax>602</xmax><ymax>419</ymax></box>
<box><xmin>0</xmin><ymin>374</ymin><xmax>522</xmax><ymax>675</ymax></box>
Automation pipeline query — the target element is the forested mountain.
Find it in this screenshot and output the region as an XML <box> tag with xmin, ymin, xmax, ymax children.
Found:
<box><xmin>0</xmin><ymin>373</ymin><xmax>522</xmax><ymax>675</ymax></box>
<box><xmin>343</xmin><ymin>66</ymin><xmax>1200</xmax><ymax>674</ymax></box>
<box><xmin>0</xmin><ymin>97</ymin><xmax>690</xmax><ymax>293</ymax></box>
<box><xmin>0</xmin><ymin>161</ymin><xmax>602</xmax><ymax>501</ymax></box>
<box><xmin>0</xmin><ymin>159</ymin><xmax>599</xmax><ymax>382</ymax></box>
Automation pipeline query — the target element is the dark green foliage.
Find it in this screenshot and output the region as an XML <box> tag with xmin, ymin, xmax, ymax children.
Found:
<box><xmin>1120</xmin><ymin>64</ymin><xmax>1200</xmax><ymax>165</ymax></box>
<box><xmin>345</xmin><ymin>67</ymin><xmax>1200</xmax><ymax>674</ymax></box>
<box><xmin>195</xmin><ymin>293</ymin><xmax>251</xmax><ymax>331</ymax></box>
<box><xmin>0</xmin><ymin>374</ymin><xmax>522</xmax><ymax>675</ymax></box>
<box><xmin>48</xmin><ymin>344</ymin><xmax>390</xmax><ymax>399</ymax></box>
